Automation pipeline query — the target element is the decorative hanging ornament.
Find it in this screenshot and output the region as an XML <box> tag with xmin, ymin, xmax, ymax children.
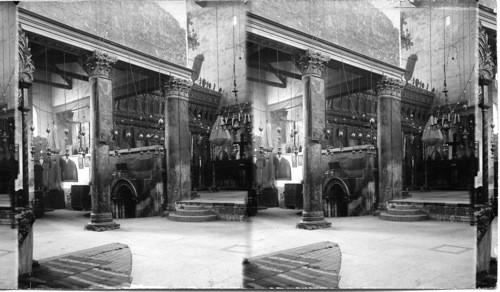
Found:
<box><xmin>276</xmin><ymin>127</ymin><xmax>281</xmax><ymax>134</ymax></box>
<box><xmin>259</xmin><ymin>126</ymin><xmax>263</xmax><ymax>132</ymax></box>
<box><xmin>64</xmin><ymin>128</ymin><xmax>69</xmax><ymax>135</ymax></box>
<box><xmin>30</xmin><ymin>125</ymin><xmax>35</xmax><ymax>133</ymax></box>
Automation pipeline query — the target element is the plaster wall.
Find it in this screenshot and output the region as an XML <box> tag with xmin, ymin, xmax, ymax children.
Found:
<box><xmin>187</xmin><ymin>0</ymin><xmax>247</xmax><ymax>106</ymax></box>
<box><xmin>248</xmin><ymin>0</ymin><xmax>401</xmax><ymax>66</ymax></box>
<box><xmin>19</xmin><ymin>0</ymin><xmax>187</xmax><ymax>67</ymax></box>
<box><xmin>401</xmin><ymin>1</ymin><xmax>477</xmax><ymax>107</ymax></box>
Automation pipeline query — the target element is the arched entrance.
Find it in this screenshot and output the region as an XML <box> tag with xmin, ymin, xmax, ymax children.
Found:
<box><xmin>111</xmin><ymin>180</ymin><xmax>137</xmax><ymax>219</ymax></box>
<box><xmin>323</xmin><ymin>178</ymin><xmax>350</xmax><ymax>217</ymax></box>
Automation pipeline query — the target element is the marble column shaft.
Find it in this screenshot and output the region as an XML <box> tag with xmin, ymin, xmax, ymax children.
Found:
<box><xmin>377</xmin><ymin>77</ymin><xmax>404</xmax><ymax>207</ymax></box>
<box><xmin>81</xmin><ymin>50</ymin><xmax>119</xmax><ymax>231</ymax></box>
<box><xmin>295</xmin><ymin>50</ymin><xmax>331</xmax><ymax>230</ymax></box>
<box><xmin>478</xmin><ymin>84</ymin><xmax>490</xmax><ymax>201</ymax></box>
<box><xmin>164</xmin><ymin>78</ymin><xmax>192</xmax><ymax>209</ymax></box>
<box><xmin>18</xmin><ymin>25</ymin><xmax>34</xmax><ymax>207</ymax></box>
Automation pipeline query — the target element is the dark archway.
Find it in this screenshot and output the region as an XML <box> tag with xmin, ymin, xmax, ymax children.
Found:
<box><xmin>111</xmin><ymin>180</ymin><xmax>137</xmax><ymax>218</ymax></box>
<box><xmin>323</xmin><ymin>178</ymin><xmax>350</xmax><ymax>217</ymax></box>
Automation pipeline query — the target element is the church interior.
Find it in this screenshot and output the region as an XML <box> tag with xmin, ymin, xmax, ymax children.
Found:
<box><xmin>0</xmin><ymin>0</ymin><xmax>497</xmax><ymax>289</ymax></box>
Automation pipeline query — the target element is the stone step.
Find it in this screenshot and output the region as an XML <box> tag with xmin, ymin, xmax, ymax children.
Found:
<box><xmin>387</xmin><ymin>208</ymin><xmax>424</xmax><ymax>216</ymax></box>
<box><xmin>393</xmin><ymin>204</ymin><xmax>418</xmax><ymax>210</ymax></box>
<box><xmin>177</xmin><ymin>204</ymin><xmax>206</xmax><ymax>211</ymax></box>
<box><xmin>167</xmin><ymin>213</ymin><xmax>218</xmax><ymax>222</ymax></box>
<box><xmin>0</xmin><ymin>218</ymin><xmax>14</xmax><ymax>226</ymax></box>
<box><xmin>0</xmin><ymin>209</ymin><xmax>14</xmax><ymax>218</ymax></box>
<box><xmin>379</xmin><ymin>212</ymin><xmax>429</xmax><ymax>222</ymax></box>
<box><xmin>0</xmin><ymin>193</ymin><xmax>10</xmax><ymax>208</ymax></box>
<box><xmin>175</xmin><ymin>209</ymin><xmax>214</xmax><ymax>216</ymax></box>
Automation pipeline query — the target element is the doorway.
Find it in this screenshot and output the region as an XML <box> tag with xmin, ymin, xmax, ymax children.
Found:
<box><xmin>323</xmin><ymin>179</ymin><xmax>349</xmax><ymax>217</ymax></box>
<box><xmin>112</xmin><ymin>182</ymin><xmax>136</xmax><ymax>218</ymax></box>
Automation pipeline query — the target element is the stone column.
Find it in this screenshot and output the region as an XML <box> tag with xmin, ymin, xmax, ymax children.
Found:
<box><xmin>295</xmin><ymin>50</ymin><xmax>331</xmax><ymax>230</ymax></box>
<box><xmin>163</xmin><ymin>77</ymin><xmax>192</xmax><ymax>209</ymax></box>
<box><xmin>376</xmin><ymin>77</ymin><xmax>404</xmax><ymax>206</ymax></box>
<box><xmin>81</xmin><ymin>50</ymin><xmax>119</xmax><ymax>231</ymax></box>
<box><xmin>18</xmin><ymin>25</ymin><xmax>35</xmax><ymax>210</ymax></box>
<box><xmin>478</xmin><ymin>87</ymin><xmax>490</xmax><ymax>204</ymax></box>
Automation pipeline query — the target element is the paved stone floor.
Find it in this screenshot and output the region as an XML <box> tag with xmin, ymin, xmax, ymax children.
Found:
<box><xmin>0</xmin><ymin>225</ymin><xmax>16</xmax><ymax>289</ymax></box>
<box><xmin>18</xmin><ymin>208</ymin><xmax>482</xmax><ymax>289</ymax></box>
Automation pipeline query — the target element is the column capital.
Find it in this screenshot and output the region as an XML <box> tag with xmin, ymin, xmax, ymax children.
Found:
<box><xmin>294</xmin><ymin>50</ymin><xmax>329</xmax><ymax>78</ymax></box>
<box><xmin>376</xmin><ymin>76</ymin><xmax>405</xmax><ymax>99</ymax></box>
<box><xmin>81</xmin><ymin>50</ymin><xmax>117</xmax><ymax>79</ymax></box>
<box><xmin>163</xmin><ymin>77</ymin><xmax>192</xmax><ymax>101</ymax></box>
<box><xmin>18</xmin><ymin>24</ymin><xmax>35</xmax><ymax>89</ymax></box>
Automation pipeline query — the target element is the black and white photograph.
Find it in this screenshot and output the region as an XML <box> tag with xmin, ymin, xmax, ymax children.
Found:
<box><xmin>0</xmin><ymin>0</ymin><xmax>497</xmax><ymax>289</ymax></box>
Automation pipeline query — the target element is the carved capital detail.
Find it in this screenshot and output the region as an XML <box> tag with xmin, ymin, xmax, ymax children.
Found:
<box><xmin>18</xmin><ymin>24</ymin><xmax>35</xmax><ymax>88</ymax></box>
<box><xmin>293</xmin><ymin>50</ymin><xmax>329</xmax><ymax>78</ymax></box>
<box><xmin>376</xmin><ymin>77</ymin><xmax>405</xmax><ymax>99</ymax></box>
<box><xmin>163</xmin><ymin>77</ymin><xmax>192</xmax><ymax>101</ymax></box>
<box><xmin>81</xmin><ymin>50</ymin><xmax>117</xmax><ymax>79</ymax></box>
<box><xmin>478</xmin><ymin>22</ymin><xmax>495</xmax><ymax>85</ymax></box>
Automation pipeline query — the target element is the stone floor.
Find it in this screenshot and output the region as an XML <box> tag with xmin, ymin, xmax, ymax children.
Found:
<box><xmin>0</xmin><ymin>225</ymin><xmax>17</xmax><ymax>289</ymax></box>
<box><xmin>17</xmin><ymin>208</ymin><xmax>482</xmax><ymax>289</ymax></box>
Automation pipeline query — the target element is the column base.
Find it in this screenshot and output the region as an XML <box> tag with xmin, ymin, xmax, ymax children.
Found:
<box><xmin>84</xmin><ymin>222</ymin><xmax>120</xmax><ymax>232</ymax></box>
<box><xmin>296</xmin><ymin>211</ymin><xmax>331</xmax><ymax>230</ymax></box>
<box><xmin>296</xmin><ymin>220</ymin><xmax>332</xmax><ymax>230</ymax></box>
